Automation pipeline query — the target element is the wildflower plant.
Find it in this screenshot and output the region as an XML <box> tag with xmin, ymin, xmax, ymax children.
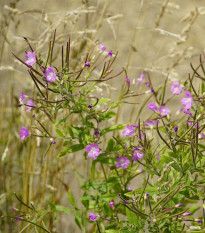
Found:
<box><xmin>6</xmin><ymin>31</ymin><xmax>205</xmax><ymax>232</ymax></box>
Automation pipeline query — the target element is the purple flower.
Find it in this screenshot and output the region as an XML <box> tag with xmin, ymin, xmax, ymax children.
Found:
<box><xmin>94</xmin><ymin>130</ymin><xmax>100</xmax><ymax>136</ymax></box>
<box><xmin>16</xmin><ymin>216</ymin><xmax>21</xmax><ymax>221</ymax></box>
<box><xmin>109</xmin><ymin>202</ymin><xmax>114</xmax><ymax>208</ymax></box>
<box><xmin>19</xmin><ymin>92</ymin><xmax>26</xmax><ymax>103</ymax></box>
<box><xmin>136</xmin><ymin>74</ymin><xmax>145</xmax><ymax>85</ymax></box>
<box><xmin>84</xmin><ymin>61</ymin><xmax>91</xmax><ymax>67</ymax></box>
<box><xmin>108</xmin><ymin>50</ymin><xmax>113</xmax><ymax>58</ymax></box>
<box><xmin>115</xmin><ymin>157</ymin><xmax>130</xmax><ymax>169</ymax></box>
<box><xmin>188</xmin><ymin>122</ymin><xmax>197</xmax><ymax>128</ymax></box>
<box><xmin>132</xmin><ymin>148</ymin><xmax>144</xmax><ymax>161</ymax></box>
<box><xmin>88</xmin><ymin>104</ymin><xmax>92</xmax><ymax>109</ymax></box>
<box><xmin>176</xmin><ymin>107</ymin><xmax>184</xmax><ymax>115</ymax></box>
<box><xmin>50</xmin><ymin>138</ymin><xmax>56</xmax><ymax>144</ymax></box>
<box><xmin>181</xmin><ymin>91</ymin><xmax>193</xmax><ymax>110</ymax></box>
<box><xmin>127</xmin><ymin>186</ymin><xmax>132</xmax><ymax>191</ymax></box>
<box><xmin>175</xmin><ymin>203</ymin><xmax>183</xmax><ymax>208</ymax></box>
<box><xmin>19</xmin><ymin>127</ymin><xmax>30</xmax><ymax>140</ymax></box>
<box><xmin>148</xmin><ymin>102</ymin><xmax>158</xmax><ymax>112</ymax></box>
<box><xmin>126</xmin><ymin>76</ymin><xmax>130</xmax><ymax>85</ymax></box>
<box><xmin>85</xmin><ymin>143</ymin><xmax>102</xmax><ymax>159</ymax></box>
<box><xmin>102</xmin><ymin>107</ymin><xmax>108</xmax><ymax>113</ymax></box>
<box><xmin>183</xmin><ymin>212</ymin><xmax>191</xmax><ymax>216</ymax></box>
<box><xmin>100</xmin><ymin>44</ymin><xmax>106</xmax><ymax>51</ymax></box>
<box><xmin>122</xmin><ymin>125</ymin><xmax>135</xmax><ymax>136</ymax></box>
<box><xmin>25</xmin><ymin>52</ymin><xmax>36</xmax><ymax>66</ymax></box>
<box><xmin>145</xmin><ymin>120</ymin><xmax>158</xmax><ymax>129</ymax></box>
<box><xmin>159</xmin><ymin>106</ymin><xmax>170</xmax><ymax>116</ymax></box>
<box><xmin>184</xmin><ymin>109</ymin><xmax>192</xmax><ymax>115</ymax></box>
<box><xmin>156</xmin><ymin>153</ymin><xmax>160</xmax><ymax>162</ymax></box>
<box><xmin>89</xmin><ymin>213</ymin><xmax>98</xmax><ymax>221</ymax></box>
<box><xmin>174</xmin><ymin>126</ymin><xmax>178</xmax><ymax>132</ymax></box>
<box><xmin>44</xmin><ymin>66</ymin><xmax>57</xmax><ymax>83</ymax></box>
<box><xmin>26</xmin><ymin>99</ymin><xmax>34</xmax><ymax>112</ymax></box>
<box><xmin>170</xmin><ymin>81</ymin><xmax>182</xmax><ymax>95</ymax></box>
<box><xmin>146</xmin><ymin>82</ymin><xmax>150</xmax><ymax>87</ymax></box>
<box><xmin>195</xmin><ymin>219</ymin><xmax>203</xmax><ymax>225</ymax></box>
<box><xmin>199</xmin><ymin>132</ymin><xmax>205</xmax><ymax>139</ymax></box>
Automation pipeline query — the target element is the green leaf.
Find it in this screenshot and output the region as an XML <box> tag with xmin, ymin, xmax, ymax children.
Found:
<box><xmin>55</xmin><ymin>205</ymin><xmax>70</xmax><ymax>214</ymax></box>
<box><xmin>68</xmin><ymin>189</ymin><xmax>77</xmax><ymax>209</ymax></box>
<box><xmin>106</xmin><ymin>138</ymin><xmax>115</xmax><ymax>152</ymax></box>
<box><xmin>201</xmin><ymin>81</ymin><xmax>205</xmax><ymax>94</ymax></box>
<box><xmin>99</xmin><ymin>111</ymin><xmax>116</xmax><ymax>122</ymax></box>
<box><xmin>105</xmin><ymin>230</ymin><xmax>118</xmax><ymax>233</ymax></box>
<box><xmin>102</xmin><ymin>124</ymin><xmax>126</xmax><ymax>134</ymax></box>
<box><xmin>67</xmin><ymin>126</ymin><xmax>74</xmax><ymax>138</ymax></box>
<box><xmin>55</xmin><ymin>114</ymin><xmax>70</xmax><ymax>126</ymax></box>
<box><xmin>57</xmin><ymin>144</ymin><xmax>84</xmax><ymax>157</ymax></box>
<box><xmin>74</xmin><ymin>212</ymin><xmax>82</xmax><ymax>230</ymax></box>
<box><xmin>47</xmin><ymin>200</ymin><xmax>56</xmax><ymax>211</ymax></box>
<box><xmin>56</xmin><ymin>128</ymin><xmax>65</xmax><ymax>137</ymax></box>
<box><xmin>100</xmin><ymin>194</ymin><xmax>117</xmax><ymax>202</ymax></box>
<box><xmin>98</xmin><ymin>98</ymin><xmax>111</xmax><ymax>104</ymax></box>
<box><xmin>91</xmin><ymin>161</ymin><xmax>96</xmax><ymax>180</ymax></box>
<box><xmin>126</xmin><ymin>208</ymin><xmax>140</xmax><ymax>225</ymax></box>
<box><xmin>188</xmin><ymin>206</ymin><xmax>200</xmax><ymax>214</ymax></box>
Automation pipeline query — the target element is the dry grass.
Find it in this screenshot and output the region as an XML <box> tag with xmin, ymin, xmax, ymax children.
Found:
<box><xmin>0</xmin><ymin>0</ymin><xmax>205</xmax><ymax>232</ymax></box>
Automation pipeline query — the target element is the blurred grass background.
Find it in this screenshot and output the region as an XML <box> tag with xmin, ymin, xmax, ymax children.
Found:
<box><xmin>0</xmin><ymin>0</ymin><xmax>205</xmax><ymax>232</ymax></box>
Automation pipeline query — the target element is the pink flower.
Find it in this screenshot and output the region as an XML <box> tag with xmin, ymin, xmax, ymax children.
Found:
<box><xmin>175</xmin><ymin>203</ymin><xmax>183</xmax><ymax>208</ymax></box>
<box><xmin>148</xmin><ymin>102</ymin><xmax>158</xmax><ymax>112</ymax></box>
<box><xmin>170</xmin><ymin>81</ymin><xmax>182</xmax><ymax>95</ymax></box>
<box><xmin>109</xmin><ymin>202</ymin><xmax>114</xmax><ymax>208</ymax></box>
<box><xmin>84</xmin><ymin>61</ymin><xmax>91</xmax><ymax>67</ymax></box>
<box><xmin>145</xmin><ymin>120</ymin><xmax>158</xmax><ymax>129</ymax></box>
<box><xmin>136</xmin><ymin>74</ymin><xmax>145</xmax><ymax>85</ymax></box>
<box><xmin>184</xmin><ymin>109</ymin><xmax>192</xmax><ymax>115</ymax></box>
<box><xmin>50</xmin><ymin>138</ymin><xmax>56</xmax><ymax>144</ymax></box>
<box><xmin>132</xmin><ymin>148</ymin><xmax>144</xmax><ymax>161</ymax></box>
<box><xmin>25</xmin><ymin>52</ymin><xmax>36</xmax><ymax>66</ymax></box>
<box><xmin>188</xmin><ymin>122</ymin><xmax>198</xmax><ymax>128</ymax></box>
<box><xmin>181</xmin><ymin>91</ymin><xmax>193</xmax><ymax>109</ymax></box>
<box><xmin>174</xmin><ymin>126</ymin><xmax>178</xmax><ymax>132</ymax></box>
<box><xmin>159</xmin><ymin>106</ymin><xmax>170</xmax><ymax>116</ymax></box>
<box><xmin>126</xmin><ymin>76</ymin><xmax>130</xmax><ymax>85</ymax></box>
<box><xmin>199</xmin><ymin>132</ymin><xmax>205</xmax><ymax>139</ymax></box>
<box><xmin>16</xmin><ymin>216</ymin><xmax>21</xmax><ymax>221</ymax></box>
<box><xmin>44</xmin><ymin>66</ymin><xmax>56</xmax><ymax>83</ymax></box>
<box><xmin>19</xmin><ymin>92</ymin><xmax>26</xmax><ymax>103</ymax></box>
<box><xmin>156</xmin><ymin>153</ymin><xmax>160</xmax><ymax>162</ymax></box>
<box><xmin>127</xmin><ymin>186</ymin><xmax>132</xmax><ymax>191</ymax></box>
<box><xmin>183</xmin><ymin>212</ymin><xmax>191</xmax><ymax>216</ymax></box>
<box><xmin>146</xmin><ymin>82</ymin><xmax>150</xmax><ymax>87</ymax></box>
<box><xmin>26</xmin><ymin>99</ymin><xmax>34</xmax><ymax>112</ymax></box>
<box><xmin>85</xmin><ymin>143</ymin><xmax>102</xmax><ymax>159</ymax></box>
<box><xmin>100</xmin><ymin>44</ymin><xmax>106</xmax><ymax>51</ymax></box>
<box><xmin>115</xmin><ymin>157</ymin><xmax>130</xmax><ymax>169</ymax></box>
<box><xmin>94</xmin><ymin>130</ymin><xmax>100</xmax><ymax>136</ymax></box>
<box><xmin>122</xmin><ymin>126</ymin><xmax>135</xmax><ymax>136</ymax></box>
<box><xmin>19</xmin><ymin>127</ymin><xmax>30</xmax><ymax>140</ymax></box>
<box><xmin>108</xmin><ymin>50</ymin><xmax>113</xmax><ymax>57</ymax></box>
<box><xmin>89</xmin><ymin>213</ymin><xmax>98</xmax><ymax>221</ymax></box>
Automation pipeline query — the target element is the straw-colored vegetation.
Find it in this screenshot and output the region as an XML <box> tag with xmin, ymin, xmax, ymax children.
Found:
<box><xmin>0</xmin><ymin>0</ymin><xmax>205</xmax><ymax>232</ymax></box>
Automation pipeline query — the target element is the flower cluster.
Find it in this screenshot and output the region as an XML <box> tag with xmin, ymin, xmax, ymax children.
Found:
<box><xmin>148</xmin><ymin>102</ymin><xmax>170</xmax><ymax>116</ymax></box>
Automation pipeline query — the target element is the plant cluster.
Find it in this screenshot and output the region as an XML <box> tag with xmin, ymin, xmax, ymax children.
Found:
<box><xmin>4</xmin><ymin>31</ymin><xmax>205</xmax><ymax>233</ymax></box>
